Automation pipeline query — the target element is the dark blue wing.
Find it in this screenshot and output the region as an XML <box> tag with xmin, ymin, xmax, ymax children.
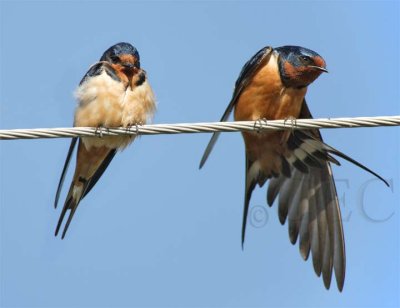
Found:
<box><xmin>54</xmin><ymin>61</ymin><xmax>121</xmax><ymax>233</ymax></box>
<box><xmin>54</xmin><ymin>61</ymin><xmax>120</xmax><ymax>208</ymax></box>
<box><xmin>81</xmin><ymin>149</ymin><xmax>117</xmax><ymax>199</ymax></box>
<box><xmin>79</xmin><ymin>61</ymin><xmax>120</xmax><ymax>85</ymax></box>
<box><xmin>54</xmin><ymin>137</ymin><xmax>78</xmax><ymax>209</ymax></box>
<box><xmin>55</xmin><ymin>147</ymin><xmax>117</xmax><ymax>239</ymax></box>
<box><xmin>199</xmin><ymin>46</ymin><xmax>273</xmax><ymax>168</ymax></box>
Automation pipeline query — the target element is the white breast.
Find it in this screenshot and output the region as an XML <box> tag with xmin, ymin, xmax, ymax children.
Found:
<box><xmin>121</xmin><ymin>80</ymin><xmax>156</xmax><ymax>127</ymax></box>
<box><xmin>73</xmin><ymin>70</ymin><xmax>156</xmax><ymax>150</ymax></box>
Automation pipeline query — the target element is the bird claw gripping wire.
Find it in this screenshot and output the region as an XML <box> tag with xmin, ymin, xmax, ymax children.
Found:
<box><xmin>124</xmin><ymin>124</ymin><xmax>134</xmax><ymax>136</ymax></box>
<box><xmin>283</xmin><ymin>116</ymin><xmax>297</xmax><ymax>134</ymax></box>
<box><xmin>254</xmin><ymin>118</ymin><xmax>268</xmax><ymax>133</ymax></box>
<box><xmin>125</xmin><ymin>122</ymin><xmax>144</xmax><ymax>136</ymax></box>
<box><xmin>280</xmin><ymin>117</ymin><xmax>297</xmax><ymax>145</ymax></box>
<box><xmin>0</xmin><ymin>116</ymin><xmax>399</xmax><ymax>141</ymax></box>
<box><xmin>94</xmin><ymin>126</ymin><xmax>108</xmax><ymax>138</ymax></box>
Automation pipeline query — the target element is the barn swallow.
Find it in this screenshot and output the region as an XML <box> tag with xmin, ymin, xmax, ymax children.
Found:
<box><xmin>199</xmin><ymin>45</ymin><xmax>388</xmax><ymax>291</ymax></box>
<box><xmin>54</xmin><ymin>42</ymin><xmax>156</xmax><ymax>239</ymax></box>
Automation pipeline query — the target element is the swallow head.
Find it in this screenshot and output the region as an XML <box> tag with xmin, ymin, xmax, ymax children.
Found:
<box><xmin>275</xmin><ymin>46</ymin><xmax>327</xmax><ymax>88</ymax></box>
<box><xmin>101</xmin><ymin>42</ymin><xmax>141</xmax><ymax>75</ymax></box>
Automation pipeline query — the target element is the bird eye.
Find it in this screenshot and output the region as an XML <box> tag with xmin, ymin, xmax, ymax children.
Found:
<box><xmin>110</xmin><ymin>55</ymin><xmax>120</xmax><ymax>63</ymax></box>
<box><xmin>300</xmin><ymin>55</ymin><xmax>312</xmax><ymax>64</ymax></box>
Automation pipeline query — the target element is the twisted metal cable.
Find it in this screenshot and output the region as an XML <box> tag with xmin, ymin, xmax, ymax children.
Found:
<box><xmin>0</xmin><ymin>115</ymin><xmax>399</xmax><ymax>140</ymax></box>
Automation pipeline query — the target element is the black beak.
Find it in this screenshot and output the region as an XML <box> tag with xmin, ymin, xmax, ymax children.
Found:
<box><xmin>309</xmin><ymin>65</ymin><xmax>328</xmax><ymax>73</ymax></box>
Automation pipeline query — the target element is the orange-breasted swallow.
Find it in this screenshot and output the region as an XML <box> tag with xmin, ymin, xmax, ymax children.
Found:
<box><xmin>54</xmin><ymin>42</ymin><xmax>156</xmax><ymax>239</ymax></box>
<box><xmin>199</xmin><ymin>45</ymin><xmax>388</xmax><ymax>291</ymax></box>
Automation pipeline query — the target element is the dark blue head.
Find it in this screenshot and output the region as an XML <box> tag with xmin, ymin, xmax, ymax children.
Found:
<box><xmin>100</xmin><ymin>42</ymin><xmax>140</xmax><ymax>69</ymax></box>
<box><xmin>275</xmin><ymin>46</ymin><xmax>327</xmax><ymax>88</ymax></box>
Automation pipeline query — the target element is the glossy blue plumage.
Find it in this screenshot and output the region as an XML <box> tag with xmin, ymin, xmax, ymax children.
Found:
<box><xmin>100</xmin><ymin>42</ymin><xmax>140</xmax><ymax>67</ymax></box>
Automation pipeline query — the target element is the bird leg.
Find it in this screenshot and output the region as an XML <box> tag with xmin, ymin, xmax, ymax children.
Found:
<box><xmin>254</xmin><ymin>118</ymin><xmax>268</xmax><ymax>134</ymax></box>
<box><xmin>94</xmin><ymin>125</ymin><xmax>106</xmax><ymax>138</ymax></box>
<box><xmin>281</xmin><ymin>116</ymin><xmax>297</xmax><ymax>145</ymax></box>
<box><xmin>125</xmin><ymin>122</ymin><xmax>144</xmax><ymax>137</ymax></box>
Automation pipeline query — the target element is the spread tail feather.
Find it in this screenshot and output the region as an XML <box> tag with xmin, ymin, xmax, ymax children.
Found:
<box><xmin>290</xmin><ymin>130</ymin><xmax>389</xmax><ymax>187</ymax></box>
<box><xmin>243</xmin><ymin>129</ymin><xmax>384</xmax><ymax>291</ymax></box>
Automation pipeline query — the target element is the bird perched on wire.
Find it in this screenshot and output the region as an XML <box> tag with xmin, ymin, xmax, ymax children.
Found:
<box><xmin>199</xmin><ymin>45</ymin><xmax>388</xmax><ymax>291</ymax></box>
<box><xmin>54</xmin><ymin>42</ymin><xmax>156</xmax><ymax>239</ymax></box>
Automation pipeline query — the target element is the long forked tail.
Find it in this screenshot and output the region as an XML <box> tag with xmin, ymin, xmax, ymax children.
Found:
<box><xmin>54</xmin><ymin>138</ymin><xmax>78</xmax><ymax>209</ymax></box>
<box><xmin>54</xmin><ymin>140</ymin><xmax>117</xmax><ymax>239</ymax></box>
<box><xmin>55</xmin><ymin>179</ymin><xmax>86</xmax><ymax>239</ymax></box>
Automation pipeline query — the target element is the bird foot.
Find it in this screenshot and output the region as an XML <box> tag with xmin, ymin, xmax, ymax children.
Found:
<box><xmin>281</xmin><ymin>116</ymin><xmax>297</xmax><ymax>144</ymax></box>
<box><xmin>125</xmin><ymin>122</ymin><xmax>144</xmax><ymax>136</ymax></box>
<box><xmin>94</xmin><ymin>126</ymin><xmax>108</xmax><ymax>138</ymax></box>
<box><xmin>254</xmin><ymin>118</ymin><xmax>268</xmax><ymax>133</ymax></box>
<box><xmin>283</xmin><ymin>116</ymin><xmax>297</xmax><ymax>133</ymax></box>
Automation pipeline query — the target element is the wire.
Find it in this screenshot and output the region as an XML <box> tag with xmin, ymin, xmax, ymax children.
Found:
<box><xmin>0</xmin><ymin>115</ymin><xmax>399</xmax><ymax>140</ymax></box>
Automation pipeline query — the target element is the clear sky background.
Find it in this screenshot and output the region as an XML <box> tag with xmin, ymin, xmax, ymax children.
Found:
<box><xmin>0</xmin><ymin>1</ymin><xmax>399</xmax><ymax>307</ymax></box>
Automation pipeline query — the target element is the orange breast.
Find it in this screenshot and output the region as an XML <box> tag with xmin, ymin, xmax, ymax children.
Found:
<box><xmin>233</xmin><ymin>53</ymin><xmax>308</xmax><ymax>176</ymax></box>
<box><xmin>234</xmin><ymin>53</ymin><xmax>307</xmax><ymax>122</ymax></box>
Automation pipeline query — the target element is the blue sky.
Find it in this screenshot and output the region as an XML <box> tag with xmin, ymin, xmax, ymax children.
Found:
<box><xmin>0</xmin><ymin>1</ymin><xmax>399</xmax><ymax>307</ymax></box>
